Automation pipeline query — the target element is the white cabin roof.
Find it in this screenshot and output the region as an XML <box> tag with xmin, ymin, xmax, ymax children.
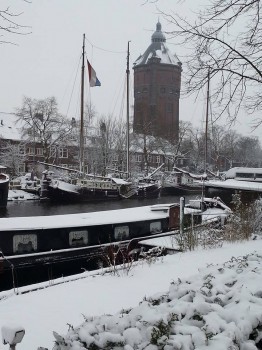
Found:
<box><xmin>225</xmin><ymin>167</ymin><xmax>262</xmax><ymax>178</ymax></box>
<box><xmin>0</xmin><ymin>204</ymin><xmax>173</xmax><ymax>231</ymax></box>
<box><xmin>204</xmin><ymin>179</ymin><xmax>262</xmax><ymax>192</ymax></box>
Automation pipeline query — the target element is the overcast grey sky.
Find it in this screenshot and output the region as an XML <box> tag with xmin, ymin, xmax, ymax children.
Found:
<box><xmin>1</xmin><ymin>0</ymin><xmax>261</xmax><ymax>142</ymax></box>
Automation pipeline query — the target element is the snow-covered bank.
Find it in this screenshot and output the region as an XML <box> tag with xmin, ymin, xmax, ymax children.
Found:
<box><xmin>54</xmin><ymin>251</ymin><xmax>262</xmax><ymax>350</ymax></box>
<box><xmin>0</xmin><ymin>239</ymin><xmax>261</xmax><ymax>350</ymax></box>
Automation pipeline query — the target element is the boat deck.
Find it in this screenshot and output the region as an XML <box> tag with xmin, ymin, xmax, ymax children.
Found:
<box><xmin>0</xmin><ymin>204</ymin><xmax>176</xmax><ymax>231</ymax></box>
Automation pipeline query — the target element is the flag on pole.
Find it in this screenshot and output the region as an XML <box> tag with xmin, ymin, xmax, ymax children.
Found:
<box><xmin>87</xmin><ymin>59</ymin><xmax>101</xmax><ymax>87</ymax></box>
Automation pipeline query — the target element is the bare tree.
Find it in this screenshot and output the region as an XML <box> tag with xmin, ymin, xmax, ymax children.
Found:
<box><xmin>0</xmin><ymin>1</ymin><xmax>31</xmax><ymax>44</ymax></box>
<box><xmin>15</xmin><ymin>96</ymin><xmax>74</xmax><ymax>162</ymax></box>
<box><xmin>87</xmin><ymin>115</ymin><xmax>126</xmax><ymax>176</ymax></box>
<box><xmin>161</xmin><ymin>0</ymin><xmax>262</xmax><ymax>126</ymax></box>
<box><xmin>0</xmin><ymin>140</ymin><xmax>26</xmax><ymax>177</ymax></box>
<box><xmin>235</xmin><ymin>136</ymin><xmax>262</xmax><ymax>167</ymax></box>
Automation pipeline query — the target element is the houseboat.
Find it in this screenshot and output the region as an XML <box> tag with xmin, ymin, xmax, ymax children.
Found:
<box><xmin>0</xmin><ymin>204</ymin><xmax>181</xmax><ymax>291</ymax></box>
<box><xmin>204</xmin><ymin>167</ymin><xmax>262</xmax><ymax>205</ymax></box>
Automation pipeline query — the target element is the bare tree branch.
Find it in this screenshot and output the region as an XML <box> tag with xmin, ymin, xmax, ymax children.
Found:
<box><xmin>0</xmin><ymin>1</ymin><xmax>31</xmax><ymax>45</ymax></box>
<box><xmin>158</xmin><ymin>0</ymin><xmax>262</xmax><ymax>126</ymax></box>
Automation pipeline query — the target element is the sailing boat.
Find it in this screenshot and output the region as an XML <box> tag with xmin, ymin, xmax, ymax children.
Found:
<box><xmin>118</xmin><ymin>41</ymin><xmax>162</xmax><ymax>199</ymax></box>
<box><xmin>46</xmin><ymin>35</ymin><xmax>133</xmax><ymax>203</ymax></box>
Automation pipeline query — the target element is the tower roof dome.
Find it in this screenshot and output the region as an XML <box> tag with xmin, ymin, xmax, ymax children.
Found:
<box><xmin>151</xmin><ymin>21</ymin><xmax>166</xmax><ymax>43</ymax></box>
<box><xmin>134</xmin><ymin>21</ymin><xmax>181</xmax><ymax>67</ymax></box>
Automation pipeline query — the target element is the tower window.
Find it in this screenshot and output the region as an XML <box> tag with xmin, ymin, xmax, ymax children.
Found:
<box><xmin>167</xmin><ymin>103</ymin><xmax>173</xmax><ymax>113</ymax></box>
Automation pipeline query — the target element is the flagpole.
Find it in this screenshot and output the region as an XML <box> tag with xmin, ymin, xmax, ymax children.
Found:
<box><xmin>126</xmin><ymin>41</ymin><xmax>130</xmax><ymax>178</ymax></box>
<box><xmin>80</xmin><ymin>33</ymin><xmax>85</xmax><ymax>176</ymax></box>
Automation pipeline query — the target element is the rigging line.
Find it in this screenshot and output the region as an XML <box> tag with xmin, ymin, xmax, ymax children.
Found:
<box><xmin>118</xmin><ymin>75</ymin><xmax>127</xmax><ymax>121</ymax></box>
<box><xmin>85</xmin><ymin>36</ymin><xmax>126</xmax><ymax>54</ymax></box>
<box><xmin>65</xmin><ymin>54</ymin><xmax>82</xmax><ymax>118</ymax></box>
<box><xmin>110</xmin><ymin>73</ymin><xmax>126</xmax><ymax>118</ymax></box>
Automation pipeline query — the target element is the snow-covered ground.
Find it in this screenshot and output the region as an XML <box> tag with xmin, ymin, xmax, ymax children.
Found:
<box><xmin>0</xmin><ymin>239</ymin><xmax>261</xmax><ymax>350</ymax></box>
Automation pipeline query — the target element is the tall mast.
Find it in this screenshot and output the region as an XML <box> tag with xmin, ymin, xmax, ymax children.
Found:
<box><xmin>80</xmin><ymin>33</ymin><xmax>85</xmax><ymax>175</ymax></box>
<box><xmin>126</xmin><ymin>41</ymin><xmax>130</xmax><ymax>177</ymax></box>
<box><xmin>204</xmin><ymin>69</ymin><xmax>210</xmax><ymax>175</ymax></box>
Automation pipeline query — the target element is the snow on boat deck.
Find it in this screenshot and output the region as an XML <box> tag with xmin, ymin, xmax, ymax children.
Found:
<box><xmin>8</xmin><ymin>190</ymin><xmax>39</xmax><ymax>201</ymax></box>
<box><xmin>204</xmin><ymin>179</ymin><xmax>262</xmax><ymax>192</ymax></box>
<box><xmin>0</xmin><ymin>204</ymin><xmax>176</xmax><ymax>231</ymax></box>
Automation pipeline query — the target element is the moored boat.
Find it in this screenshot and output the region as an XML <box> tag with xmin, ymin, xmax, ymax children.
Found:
<box><xmin>0</xmin><ymin>203</ymin><xmax>179</xmax><ymax>291</ymax></box>
<box><xmin>47</xmin><ymin>175</ymin><xmax>133</xmax><ymax>202</ymax></box>
<box><xmin>161</xmin><ymin>167</ymin><xmax>204</xmax><ymax>196</ymax></box>
<box><xmin>0</xmin><ymin>197</ymin><xmax>231</xmax><ymax>291</ymax></box>
<box><xmin>0</xmin><ymin>169</ymin><xmax>9</xmax><ymax>209</ymax></box>
<box><xmin>204</xmin><ymin>167</ymin><xmax>262</xmax><ymax>205</ymax></box>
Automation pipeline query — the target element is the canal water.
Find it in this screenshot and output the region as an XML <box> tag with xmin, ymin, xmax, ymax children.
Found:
<box><xmin>0</xmin><ymin>194</ymin><xmax>201</xmax><ymax>218</ymax></box>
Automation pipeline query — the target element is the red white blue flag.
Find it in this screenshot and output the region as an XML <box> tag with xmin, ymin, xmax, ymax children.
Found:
<box><xmin>87</xmin><ymin>59</ymin><xmax>101</xmax><ymax>87</ymax></box>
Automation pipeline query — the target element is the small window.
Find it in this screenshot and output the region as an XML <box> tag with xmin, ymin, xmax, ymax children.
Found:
<box><xmin>150</xmin><ymin>221</ymin><xmax>162</xmax><ymax>234</ymax></box>
<box><xmin>13</xmin><ymin>234</ymin><xmax>37</xmax><ymax>254</ymax></box>
<box><xmin>28</xmin><ymin>147</ymin><xmax>34</xmax><ymax>155</ymax></box>
<box><xmin>114</xmin><ymin>226</ymin><xmax>129</xmax><ymax>240</ymax></box>
<box><xmin>135</xmin><ymin>154</ymin><xmax>142</xmax><ymax>162</ymax></box>
<box><xmin>59</xmin><ymin>148</ymin><xmax>68</xmax><ymax>158</ymax></box>
<box><xmin>69</xmin><ymin>230</ymin><xmax>88</xmax><ymax>247</ymax></box>
<box><xmin>36</xmin><ymin>148</ymin><xmax>43</xmax><ymax>156</ymax></box>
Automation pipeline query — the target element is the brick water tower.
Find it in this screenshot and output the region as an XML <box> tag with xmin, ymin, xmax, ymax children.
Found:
<box><xmin>133</xmin><ymin>21</ymin><xmax>182</xmax><ymax>143</ymax></box>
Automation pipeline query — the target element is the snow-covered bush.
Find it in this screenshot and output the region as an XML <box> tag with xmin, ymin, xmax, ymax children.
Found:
<box><xmin>139</xmin><ymin>246</ymin><xmax>166</xmax><ymax>266</ymax></box>
<box><xmin>175</xmin><ymin>222</ymin><xmax>225</xmax><ymax>252</ymax></box>
<box><xmin>226</xmin><ymin>194</ymin><xmax>261</xmax><ymax>242</ymax></box>
<box><xmin>52</xmin><ymin>252</ymin><xmax>262</xmax><ymax>350</ymax></box>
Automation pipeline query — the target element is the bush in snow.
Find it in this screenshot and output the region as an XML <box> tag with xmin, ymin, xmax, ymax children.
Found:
<box><xmin>139</xmin><ymin>246</ymin><xmax>166</xmax><ymax>266</ymax></box>
<box><xmin>175</xmin><ymin>221</ymin><xmax>225</xmax><ymax>252</ymax></box>
<box><xmin>97</xmin><ymin>242</ymin><xmax>136</xmax><ymax>277</ymax></box>
<box><xmin>226</xmin><ymin>194</ymin><xmax>260</xmax><ymax>242</ymax></box>
<box><xmin>52</xmin><ymin>252</ymin><xmax>262</xmax><ymax>350</ymax></box>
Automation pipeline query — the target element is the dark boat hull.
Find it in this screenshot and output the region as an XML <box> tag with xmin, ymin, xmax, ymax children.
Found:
<box><xmin>0</xmin><ymin>174</ymin><xmax>9</xmax><ymax>209</ymax></box>
<box><xmin>47</xmin><ymin>185</ymin><xmax>121</xmax><ymax>203</ymax></box>
<box><xmin>161</xmin><ymin>184</ymin><xmax>203</xmax><ymax>196</ymax></box>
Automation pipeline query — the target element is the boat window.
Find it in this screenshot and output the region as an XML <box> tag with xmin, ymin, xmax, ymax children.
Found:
<box><xmin>13</xmin><ymin>234</ymin><xmax>37</xmax><ymax>254</ymax></box>
<box><xmin>69</xmin><ymin>230</ymin><xmax>88</xmax><ymax>247</ymax></box>
<box><xmin>114</xmin><ymin>226</ymin><xmax>129</xmax><ymax>241</ymax></box>
<box><xmin>235</xmin><ymin>172</ymin><xmax>254</xmax><ymax>179</ymax></box>
<box><xmin>150</xmin><ymin>221</ymin><xmax>162</xmax><ymax>234</ymax></box>
<box><xmin>255</xmin><ymin>174</ymin><xmax>262</xmax><ymax>179</ymax></box>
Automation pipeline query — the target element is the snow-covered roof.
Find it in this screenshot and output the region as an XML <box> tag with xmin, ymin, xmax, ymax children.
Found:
<box><xmin>205</xmin><ymin>178</ymin><xmax>262</xmax><ymax>192</ymax></box>
<box><xmin>0</xmin><ymin>204</ymin><xmax>173</xmax><ymax>231</ymax></box>
<box><xmin>225</xmin><ymin>167</ymin><xmax>262</xmax><ymax>178</ymax></box>
<box><xmin>134</xmin><ymin>21</ymin><xmax>181</xmax><ymax>67</ymax></box>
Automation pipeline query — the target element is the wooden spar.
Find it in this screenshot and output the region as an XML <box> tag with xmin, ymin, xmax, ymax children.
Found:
<box><xmin>80</xmin><ymin>33</ymin><xmax>85</xmax><ymax>176</ymax></box>
<box><xmin>126</xmin><ymin>41</ymin><xmax>131</xmax><ymax>178</ymax></box>
<box><xmin>204</xmin><ymin>69</ymin><xmax>210</xmax><ymax>175</ymax></box>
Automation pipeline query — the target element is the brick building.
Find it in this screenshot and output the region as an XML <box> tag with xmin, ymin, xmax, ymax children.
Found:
<box><xmin>133</xmin><ymin>21</ymin><xmax>182</xmax><ymax>143</ymax></box>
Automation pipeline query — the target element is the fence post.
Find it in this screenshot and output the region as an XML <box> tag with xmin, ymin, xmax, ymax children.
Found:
<box><xmin>180</xmin><ymin>196</ymin><xmax>185</xmax><ymax>237</ymax></box>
